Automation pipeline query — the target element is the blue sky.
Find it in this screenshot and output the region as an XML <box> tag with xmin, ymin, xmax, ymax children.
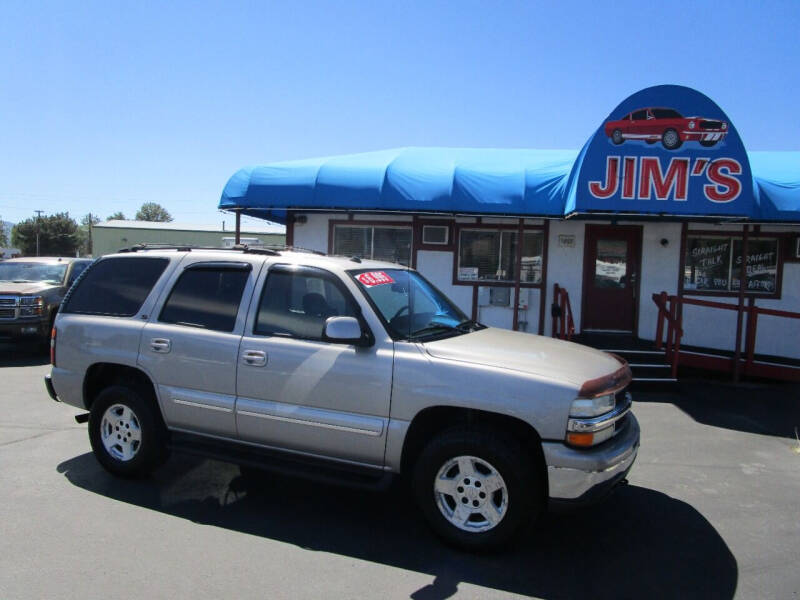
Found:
<box><xmin>1</xmin><ymin>0</ymin><xmax>798</xmax><ymax>228</ymax></box>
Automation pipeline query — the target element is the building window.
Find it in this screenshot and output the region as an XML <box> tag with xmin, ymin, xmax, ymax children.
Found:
<box><xmin>457</xmin><ymin>229</ymin><xmax>543</xmax><ymax>284</ymax></box>
<box><xmin>333</xmin><ymin>225</ymin><xmax>412</xmax><ymax>266</ymax></box>
<box><xmin>684</xmin><ymin>236</ymin><xmax>779</xmax><ymax>295</ymax></box>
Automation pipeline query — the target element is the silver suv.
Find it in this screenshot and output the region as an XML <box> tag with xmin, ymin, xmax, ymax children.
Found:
<box><xmin>46</xmin><ymin>246</ymin><xmax>639</xmax><ymax>550</ymax></box>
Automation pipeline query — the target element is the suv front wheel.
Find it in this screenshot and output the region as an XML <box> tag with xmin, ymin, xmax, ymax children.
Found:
<box><xmin>412</xmin><ymin>426</ymin><xmax>543</xmax><ymax>551</ymax></box>
<box><xmin>88</xmin><ymin>385</ymin><xmax>168</xmax><ymax>478</ymax></box>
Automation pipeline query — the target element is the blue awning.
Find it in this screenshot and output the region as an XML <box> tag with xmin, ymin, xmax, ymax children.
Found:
<box><xmin>749</xmin><ymin>151</ymin><xmax>800</xmax><ymax>221</ymax></box>
<box><xmin>219</xmin><ymin>147</ymin><xmax>800</xmax><ymax>223</ymax></box>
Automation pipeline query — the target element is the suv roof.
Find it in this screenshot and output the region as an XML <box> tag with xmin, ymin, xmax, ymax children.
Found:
<box><xmin>107</xmin><ymin>245</ymin><xmax>410</xmax><ymax>272</ymax></box>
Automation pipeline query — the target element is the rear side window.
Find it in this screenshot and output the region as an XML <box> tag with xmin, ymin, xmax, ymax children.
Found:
<box><xmin>62</xmin><ymin>257</ymin><xmax>168</xmax><ymax>316</ymax></box>
<box><xmin>159</xmin><ymin>265</ymin><xmax>250</xmax><ymax>332</ymax></box>
<box><xmin>255</xmin><ymin>268</ymin><xmax>358</xmax><ymax>340</ymax></box>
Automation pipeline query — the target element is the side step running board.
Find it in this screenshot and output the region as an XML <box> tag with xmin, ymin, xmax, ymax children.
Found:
<box><xmin>168</xmin><ymin>431</ymin><xmax>394</xmax><ymax>491</ymax></box>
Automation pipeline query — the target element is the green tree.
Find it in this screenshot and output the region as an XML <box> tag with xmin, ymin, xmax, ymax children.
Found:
<box><xmin>11</xmin><ymin>213</ymin><xmax>81</xmax><ymax>256</ymax></box>
<box><xmin>135</xmin><ymin>202</ymin><xmax>172</xmax><ymax>222</ymax></box>
<box><xmin>0</xmin><ymin>217</ymin><xmax>8</xmax><ymax>247</ymax></box>
<box><xmin>107</xmin><ymin>211</ymin><xmax>126</xmax><ymax>221</ymax></box>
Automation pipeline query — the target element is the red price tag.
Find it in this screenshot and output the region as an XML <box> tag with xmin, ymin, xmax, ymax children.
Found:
<box><xmin>356</xmin><ymin>271</ymin><xmax>395</xmax><ymax>287</ymax></box>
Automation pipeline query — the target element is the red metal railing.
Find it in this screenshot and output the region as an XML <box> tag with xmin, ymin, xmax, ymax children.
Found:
<box><xmin>551</xmin><ymin>283</ymin><xmax>575</xmax><ymax>341</ymax></box>
<box><xmin>652</xmin><ymin>292</ymin><xmax>684</xmax><ymax>378</ymax></box>
<box><xmin>653</xmin><ymin>292</ymin><xmax>800</xmax><ymax>382</ymax></box>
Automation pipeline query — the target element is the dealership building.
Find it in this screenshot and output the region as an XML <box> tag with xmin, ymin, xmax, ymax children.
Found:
<box><xmin>218</xmin><ymin>85</ymin><xmax>800</xmax><ymax>381</ymax></box>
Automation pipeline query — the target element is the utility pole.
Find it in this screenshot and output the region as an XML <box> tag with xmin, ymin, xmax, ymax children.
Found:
<box><xmin>34</xmin><ymin>210</ymin><xmax>44</xmax><ymax>256</ymax></box>
<box><xmin>87</xmin><ymin>212</ymin><xmax>93</xmax><ymax>256</ymax></box>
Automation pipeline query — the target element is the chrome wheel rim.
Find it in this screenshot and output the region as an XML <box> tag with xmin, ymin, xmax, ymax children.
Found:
<box><xmin>433</xmin><ymin>455</ymin><xmax>508</xmax><ymax>532</ymax></box>
<box><xmin>664</xmin><ymin>130</ymin><xmax>678</xmax><ymax>148</ymax></box>
<box><xmin>612</xmin><ymin>129</ymin><xmax>622</xmax><ymax>144</ymax></box>
<box><xmin>100</xmin><ymin>404</ymin><xmax>142</xmax><ymax>462</ymax></box>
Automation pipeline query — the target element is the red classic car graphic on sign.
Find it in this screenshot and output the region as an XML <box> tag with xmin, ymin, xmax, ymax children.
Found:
<box><xmin>604</xmin><ymin>107</ymin><xmax>728</xmax><ymax>150</ymax></box>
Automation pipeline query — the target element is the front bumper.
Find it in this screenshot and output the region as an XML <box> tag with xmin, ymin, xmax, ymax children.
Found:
<box><xmin>681</xmin><ymin>131</ymin><xmax>728</xmax><ymax>142</ymax></box>
<box><xmin>0</xmin><ymin>319</ymin><xmax>49</xmax><ymax>340</ymax></box>
<box><xmin>544</xmin><ymin>412</ymin><xmax>640</xmax><ymax>506</ymax></box>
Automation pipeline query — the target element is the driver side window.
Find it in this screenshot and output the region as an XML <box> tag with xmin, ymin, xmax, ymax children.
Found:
<box><xmin>255</xmin><ymin>269</ymin><xmax>358</xmax><ymax>340</ymax></box>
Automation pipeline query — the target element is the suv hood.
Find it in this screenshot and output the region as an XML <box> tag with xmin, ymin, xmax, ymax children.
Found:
<box><xmin>0</xmin><ymin>281</ymin><xmax>59</xmax><ymax>295</ymax></box>
<box><xmin>423</xmin><ymin>327</ymin><xmax>623</xmax><ymax>387</ymax></box>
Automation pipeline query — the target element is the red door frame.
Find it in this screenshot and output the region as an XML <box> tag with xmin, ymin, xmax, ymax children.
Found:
<box><xmin>580</xmin><ymin>224</ymin><xmax>644</xmax><ymax>335</ymax></box>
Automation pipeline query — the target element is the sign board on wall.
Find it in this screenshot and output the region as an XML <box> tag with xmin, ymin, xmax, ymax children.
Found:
<box><xmin>558</xmin><ymin>234</ymin><xmax>576</xmax><ymax>248</ymax></box>
<box><xmin>567</xmin><ymin>85</ymin><xmax>755</xmax><ymax>218</ymax></box>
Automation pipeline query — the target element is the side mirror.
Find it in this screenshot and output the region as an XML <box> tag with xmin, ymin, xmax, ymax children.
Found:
<box><xmin>323</xmin><ymin>316</ymin><xmax>370</xmax><ymax>346</ymax></box>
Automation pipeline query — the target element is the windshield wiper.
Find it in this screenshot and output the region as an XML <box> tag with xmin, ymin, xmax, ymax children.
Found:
<box><xmin>409</xmin><ymin>324</ymin><xmax>457</xmax><ymax>338</ymax></box>
<box><xmin>456</xmin><ymin>319</ymin><xmax>483</xmax><ymax>332</ymax></box>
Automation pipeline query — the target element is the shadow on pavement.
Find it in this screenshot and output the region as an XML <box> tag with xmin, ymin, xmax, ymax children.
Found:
<box><xmin>0</xmin><ymin>341</ymin><xmax>49</xmax><ymax>367</ymax></box>
<box><xmin>636</xmin><ymin>380</ymin><xmax>800</xmax><ymax>440</ymax></box>
<box><xmin>58</xmin><ymin>452</ymin><xmax>738</xmax><ymax>599</ymax></box>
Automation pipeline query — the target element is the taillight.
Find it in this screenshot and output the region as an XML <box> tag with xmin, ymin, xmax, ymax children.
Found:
<box><xmin>50</xmin><ymin>326</ymin><xmax>57</xmax><ymax>367</ymax></box>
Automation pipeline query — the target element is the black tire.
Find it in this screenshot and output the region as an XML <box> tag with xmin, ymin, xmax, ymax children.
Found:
<box><xmin>412</xmin><ymin>426</ymin><xmax>543</xmax><ymax>551</ymax></box>
<box><xmin>661</xmin><ymin>128</ymin><xmax>682</xmax><ymax>150</ymax></box>
<box><xmin>88</xmin><ymin>385</ymin><xmax>168</xmax><ymax>478</ymax></box>
<box><xmin>699</xmin><ymin>139</ymin><xmax>718</xmax><ymax>147</ymax></box>
<box><xmin>611</xmin><ymin>129</ymin><xmax>624</xmax><ymax>145</ymax></box>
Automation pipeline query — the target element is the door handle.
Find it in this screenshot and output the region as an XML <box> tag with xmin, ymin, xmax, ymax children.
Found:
<box><xmin>242</xmin><ymin>350</ymin><xmax>267</xmax><ymax>367</ymax></box>
<box><xmin>150</xmin><ymin>338</ymin><xmax>171</xmax><ymax>353</ymax></box>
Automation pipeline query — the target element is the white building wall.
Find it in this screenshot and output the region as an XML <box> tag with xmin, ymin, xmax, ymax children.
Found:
<box><xmin>545</xmin><ymin>221</ymin><xmax>587</xmax><ymax>336</ymax></box>
<box><xmin>416</xmin><ymin>250</ymin><xmax>472</xmax><ymax>316</ymax></box>
<box><xmin>292</xmin><ymin>213</ymin><xmax>332</xmax><ymax>253</ymax></box>
<box><xmin>637</xmin><ymin>222</ymin><xmax>682</xmax><ymax>341</ymax></box>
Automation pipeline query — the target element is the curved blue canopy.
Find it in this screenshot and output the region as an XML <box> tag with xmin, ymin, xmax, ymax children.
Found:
<box><xmin>219</xmin><ymin>147</ymin><xmax>800</xmax><ymax>223</ymax></box>
<box><xmin>220</xmin><ymin>147</ymin><xmax>577</xmax><ymax>223</ymax></box>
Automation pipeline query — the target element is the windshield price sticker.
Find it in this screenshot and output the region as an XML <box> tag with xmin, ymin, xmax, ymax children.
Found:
<box><xmin>357</xmin><ymin>271</ymin><xmax>395</xmax><ymax>287</ymax></box>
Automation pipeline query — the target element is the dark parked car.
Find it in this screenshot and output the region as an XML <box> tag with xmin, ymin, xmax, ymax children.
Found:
<box><xmin>0</xmin><ymin>257</ymin><xmax>93</xmax><ymax>345</ymax></box>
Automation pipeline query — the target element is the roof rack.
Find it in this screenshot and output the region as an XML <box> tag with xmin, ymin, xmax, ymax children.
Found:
<box><xmin>116</xmin><ymin>243</ymin><xmax>281</xmax><ymax>256</ymax></box>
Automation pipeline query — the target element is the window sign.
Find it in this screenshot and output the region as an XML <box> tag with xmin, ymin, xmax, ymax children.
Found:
<box><xmin>684</xmin><ymin>236</ymin><xmax>778</xmax><ymax>294</ymax></box>
<box><xmin>731</xmin><ymin>239</ymin><xmax>779</xmax><ymax>293</ymax></box>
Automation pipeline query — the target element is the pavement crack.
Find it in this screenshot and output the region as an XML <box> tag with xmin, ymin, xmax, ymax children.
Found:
<box><xmin>0</xmin><ymin>429</ymin><xmax>73</xmax><ymax>447</ymax></box>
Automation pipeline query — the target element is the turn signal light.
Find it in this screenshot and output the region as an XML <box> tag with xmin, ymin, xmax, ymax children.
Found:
<box><xmin>566</xmin><ymin>432</ymin><xmax>595</xmax><ymax>447</ymax></box>
<box><xmin>50</xmin><ymin>327</ymin><xmax>57</xmax><ymax>367</ymax></box>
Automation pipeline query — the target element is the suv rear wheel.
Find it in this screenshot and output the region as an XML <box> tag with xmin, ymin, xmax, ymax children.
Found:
<box><xmin>88</xmin><ymin>385</ymin><xmax>168</xmax><ymax>477</ymax></box>
<box><xmin>412</xmin><ymin>426</ymin><xmax>542</xmax><ymax>551</ymax></box>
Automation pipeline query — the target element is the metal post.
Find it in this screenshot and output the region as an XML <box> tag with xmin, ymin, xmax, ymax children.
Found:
<box><xmin>512</xmin><ymin>218</ymin><xmax>524</xmax><ymax>331</ymax></box>
<box><xmin>733</xmin><ymin>224</ymin><xmax>749</xmax><ymax>382</ymax></box>
<box><xmin>538</xmin><ymin>220</ymin><xmax>549</xmax><ymax>335</ymax></box>
<box><xmin>235</xmin><ymin>211</ymin><xmax>241</xmax><ymax>245</ymax></box>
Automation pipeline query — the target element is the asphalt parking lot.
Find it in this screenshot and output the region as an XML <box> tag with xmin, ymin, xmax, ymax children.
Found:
<box><xmin>1</xmin><ymin>342</ymin><xmax>799</xmax><ymax>600</ymax></box>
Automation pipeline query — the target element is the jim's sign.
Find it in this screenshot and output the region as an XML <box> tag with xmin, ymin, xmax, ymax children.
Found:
<box><xmin>571</xmin><ymin>85</ymin><xmax>755</xmax><ymax>217</ymax></box>
<box><xmin>589</xmin><ymin>156</ymin><xmax>743</xmax><ymax>203</ymax></box>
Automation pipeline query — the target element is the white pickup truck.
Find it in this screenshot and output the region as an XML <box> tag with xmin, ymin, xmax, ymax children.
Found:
<box><xmin>46</xmin><ymin>246</ymin><xmax>639</xmax><ymax>550</ymax></box>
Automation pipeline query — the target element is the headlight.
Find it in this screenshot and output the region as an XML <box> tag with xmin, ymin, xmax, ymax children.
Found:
<box><xmin>569</xmin><ymin>393</ymin><xmax>615</xmax><ymax>418</ymax></box>
<box><xmin>19</xmin><ymin>296</ymin><xmax>44</xmax><ymax>316</ymax></box>
<box><xmin>688</xmin><ymin>120</ymin><xmax>696</xmax><ymax>129</ymax></box>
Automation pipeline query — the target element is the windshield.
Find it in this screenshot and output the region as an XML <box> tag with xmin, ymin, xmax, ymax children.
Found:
<box><xmin>351</xmin><ymin>268</ymin><xmax>478</xmax><ymax>341</ymax></box>
<box><xmin>651</xmin><ymin>108</ymin><xmax>683</xmax><ymax>119</ymax></box>
<box><xmin>0</xmin><ymin>262</ymin><xmax>67</xmax><ymax>284</ymax></box>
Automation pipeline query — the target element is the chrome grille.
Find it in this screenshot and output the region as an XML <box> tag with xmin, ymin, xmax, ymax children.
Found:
<box><xmin>0</xmin><ymin>296</ymin><xmax>18</xmax><ymax>306</ymax></box>
<box><xmin>0</xmin><ymin>308</ymin><xmax>15</xmax><ymax>319</ymax></box>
